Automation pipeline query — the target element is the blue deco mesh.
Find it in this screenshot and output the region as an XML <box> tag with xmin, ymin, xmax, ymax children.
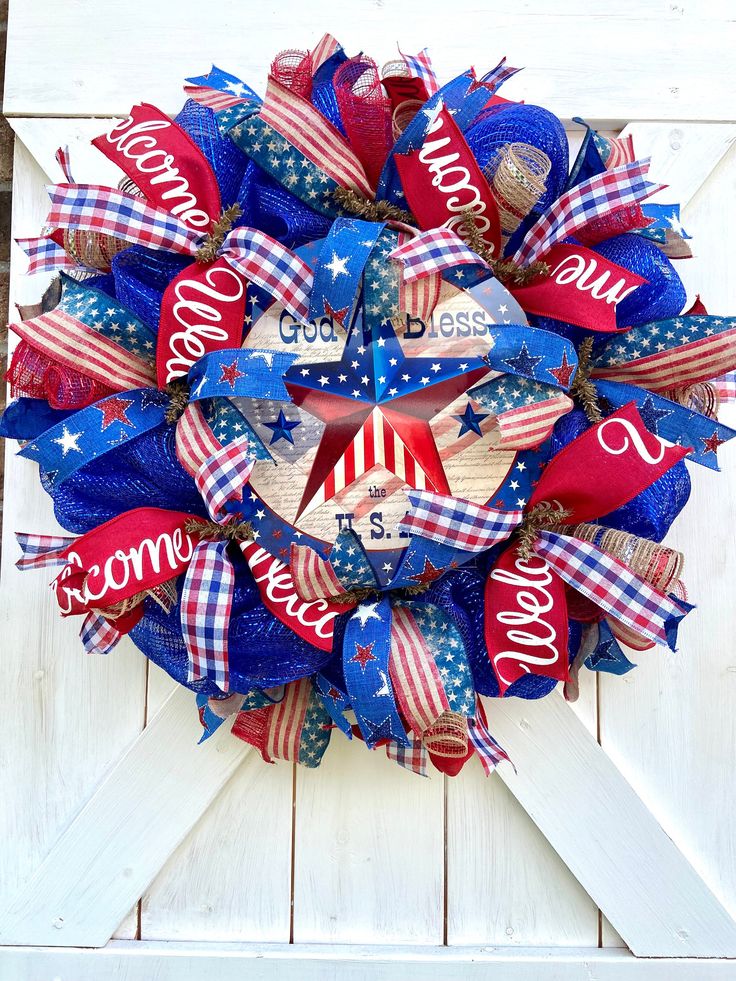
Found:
<box><xmin>112</xmin><ymin>246</ymin><xmax>190</xmax><ymax>333</ymax></box>
<box><xmin>174</xmin><ymin>99</ymin><xmax>249</xmax><ymax>208</ymax></box>
<box><xmin>237</xmin><ymin>161</ymin><xmax>332</xmax><ymax>249</ymax></box>
<box><xmin>465</xmin><ymin>103</ymin><xmax>570</xmax><ymax>213</ymax></box>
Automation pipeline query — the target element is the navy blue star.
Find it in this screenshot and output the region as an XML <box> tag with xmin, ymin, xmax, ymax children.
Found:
<box><xmin>454</xmin><ymin>401</ymin><xmax>489</xmax><ymax>437</ymax></box>
<box><xmin>639</xmin><ymin>395</ymin><xmax>673</xmax><ymax>436</ymax></box>
<box><xmin>263</xmin><ymin>409</ymin><xmax>301</xmax><ymax>445</ymax></box>
<box><xmin>502</xmin><ymin>342</ymin><xmax>544</xmax><ymax>378</ymax></box>
<box><xmin>362</xmin><ymin>715</ymin><xmax>403</xmax><ymax>746</ymax></box>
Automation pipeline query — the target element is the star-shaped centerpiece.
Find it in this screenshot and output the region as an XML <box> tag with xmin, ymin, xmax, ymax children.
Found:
<box><xmin>284</xmin><ymin>314</ymin><xmax>491</xmax><ymax>517</ymax></box>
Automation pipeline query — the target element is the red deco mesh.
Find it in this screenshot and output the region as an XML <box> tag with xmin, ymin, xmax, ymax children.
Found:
<box><xmin>270</xmin><ymin>49</ymin><xmax>313</xmax><ymax>99</ymax></box>
<box><xmin>575</xmin><ymin>202</ymin><xmax>651</xmax><ymax>248</ymax></box>
<box><xmin>333</xmin><ymin>56</ymin><xmax>393</xmax><ymax>189</ymax></box>
<box><xmin>7</xmin><ymin>339</ymin><xmax>116</xmax><ymax>410</ymax></box>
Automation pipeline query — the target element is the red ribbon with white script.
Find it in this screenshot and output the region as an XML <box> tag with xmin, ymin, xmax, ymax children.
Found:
<box><xmin>508</xmin><ymin>242</ymin><xmax>647</xmax><ymax>332</ymax></box>
<box><xmin>395</xmin><ymin>103</ymin><xmax>502</xmax><ymax>256</ymax></box>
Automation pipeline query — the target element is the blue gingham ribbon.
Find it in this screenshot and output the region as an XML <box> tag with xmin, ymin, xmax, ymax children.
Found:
<box><xmin>45</xmin><ymin>185</ymin><xmax>314</xmax><ymax>321</ymax></box>
<box><xmin>513</xmin><ymin>159</ymin><xmax>660</xmax><ymax>265</ymax></box>
<box><xmin>390</xmin><ymin>228</ymin><xmax>490</xmax><ymax>283</ymax></box>
<box><xmin>80</xmin><ymin>611</ymin><xmax>122</xmax><ymax>656</ymax></box>
<box><xmin>182</xmin><ymin>436</ymin><xmax>254</xmax><ymax>691</ymax></box>
<box><xmin>535</xmin><ymin>530</ymin><xmax>689</xmax><ymax>649</ymax></box>
<box><xmin>398</xmin><ymin>490</ymin><xmax>522</xmax><ymax>553</ymax></box>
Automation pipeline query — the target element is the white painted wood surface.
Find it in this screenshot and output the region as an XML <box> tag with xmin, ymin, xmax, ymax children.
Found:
<box><xmin>4</xmin><ymin>2</ymin><xmax>736</xmax><ymax>967</ymax></box>
<box><xmin>5</xmin><ymin>0</ymin><xmax>736</xmax><ymax>122</ymax></box>
<box><xmin>5</xmin><ymin>942</ymin><xmax>736</xmax><ymax>981</ymax></box>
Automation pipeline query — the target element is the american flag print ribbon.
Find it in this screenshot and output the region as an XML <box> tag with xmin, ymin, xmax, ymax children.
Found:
<box><xmin>183</xmin><ymin>436</ymin><xmax>255</xmax><ymax>692</ymax></box>
<box><xmin>513</xmin><ymin>159</ymin><xmax>660</xmax><ymax>265</ymax></box>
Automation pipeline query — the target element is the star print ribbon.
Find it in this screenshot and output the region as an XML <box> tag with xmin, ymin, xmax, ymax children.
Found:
<box><xmin>184</xmin><ymin>65</ymin><xmax>262</xmax><ymax>117</ymax></box>
<box><xmin>187</xmin><ymin>348</ymin><xmax>299</xmax><ymax>402</ymax></box>
<box><xmin>594</xmin><ymin>379</ymin><xmax>736</xmax><ymax>470</ymax></box>
<box><xmin>513</xmin><ymin>158</ymin><xmax>661</xmax><ymax>266</ymax></box>
<box><xmin>308</xmin><ymin>217</ymin><xmax>385</xmax><ymax>327</ymax></box>
<box><xmin>229</xmin><ymin>678</ymin><xmax>333</xmax><ymax>766</ymax></box>
<box><xmin>291</xmin><ymin>529</ymin><xmax>478</xmax><ymax>754</ymax></box>
<box><xmin>402</xmin><ymin>403</ymin><xmax>692</xmax><ymax>693</ymax></box>
<box><xmin>590</xmin><ymin>315</ymin><xmax>736</xmax><ymax>393</ymax></box>
<box><xmin>19</xmin><ymin>388</ymin><xmax>169</xmax><ymax>486</ymax></box>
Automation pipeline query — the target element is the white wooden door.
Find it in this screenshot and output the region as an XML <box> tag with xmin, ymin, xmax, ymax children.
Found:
<box><xmin>3</xmin><ymin>2</ymin><xmax>736</xmax><ymax>977</ymax></box>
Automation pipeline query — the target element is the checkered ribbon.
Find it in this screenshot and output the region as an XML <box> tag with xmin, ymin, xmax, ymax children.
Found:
<box><xmin>398</xmin><ymin>490</ymin><xmax>523</xmax><ymax>552</ymax></box>
<box><xmin>182</xmin><ymin>436</ymin><xmax>254</xmax><ymax>691</ymax></box>
<box><xmin>16</xmin><ymin>532</ymin><xmax>75</xmax><ymax>570</ymax></box>
<box><xmin>220</xmin><ymin>228</ymin><xmax>313</xmax><ymax>322</ymax></box>
<box><xmin>400</xmin><ymin>47</ymin><xmax>440</xmax><ymax>97</ymax></box>
<box><xmin>715</xmin><ymin>372</ymin><xmax>736</xmax><ymax>402</ymax></box>
<box><xmin>80</xmin><ymin>611</ymin><xmax>122</xmax><ymax>656</ymax></box>
<box><xmin>55</xmin><ymin>146</ymin><xmax>75</xmax><ymax>183</ymax></box>
<box><xmin>479</xmin><ymin>57</ymin><xmax>522</xmax><ymax>92</ymax></box>
<box><xmin>390</xmin><ymin>228</ymin><xmax>490</xmax><ymax>283</ymax></box>
<box><xmin>17</xmin><ymin>236</ymin><xmax>79</xmax><ymax>275</ymax></box>
<box><xmin>513</xmin><ymin>159</ymin><xmax>659</xmax><ymax>265</ymax></box>
<box><xmin>45</xmin><ymin>185</ymin><xmax>314</xmax><ymax>322</ymax></box>
<box><xmin>535</xmin><ymin>530</ymin><xmax>686</xmax><ymax>648</ymax></box>
<box><xmin>469</xmin><ymin>700</ymin><xmax>512</xmax><ymax>775</ymax></box>
<box><xmin>386</xmin><ymin>736</ymin><xmax>428</xmax><ymax>776</ymax></box>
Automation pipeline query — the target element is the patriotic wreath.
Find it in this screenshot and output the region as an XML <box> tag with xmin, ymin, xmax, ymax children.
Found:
<box><xmin>5</xmin><ymin>35</ymin><xmax>735</xmax><ymax>777</ymax></box>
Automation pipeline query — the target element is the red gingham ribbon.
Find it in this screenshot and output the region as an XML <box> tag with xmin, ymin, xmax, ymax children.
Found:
<box><xmin>55</xmin><ymin>145</ymin><xmax>75</xmax><ymax>183</ymax></box>
<box><xmin>16</xmin><ymin>532</ymin><xmax>75</xmax><ymax>570</ymax></box>
<box><xmin>80</xmin><ymin>611</ymin><xmax>122</xmax><ymax>656</ymax></box>
<box><xmin>469</xmin><ymin>699</ymin><xmax>512</xmax><ymax>775</ymax></box>
<box><xmin>17</xmin><ymin>236</ymin><xmax>79</xmax><ymax>275</ymax></box>
<box><xmin>386</xmin><ymin>735</ymin><xmax>428</xmax><ymax>776</ymax></box>
<box><xmin>399</xmin><ymin>47</ymin><xmax>440</xmax><ymax>97</ymax></box>
<box><xmin>390</xmin><ymin>227</ymin><xmax>490</xmax><ymax>283</ymax></box>
<box><xmin>398</xmin><ymin>490</ymin><xmax>523</xmax><ymax>552</ymax></box>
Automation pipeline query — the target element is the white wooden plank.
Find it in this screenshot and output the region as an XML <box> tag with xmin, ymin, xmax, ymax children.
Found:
<box><xmin>4</xmin><ymin>941</ymin><xmax>736</xmax><ymax>980</ymax></box>
<box><xmin>447</xmin><ymin>674</ymin><xmax>600</xmax><ymax>947</ymax></box>
<box><xmin>141</xmin><ymin>669</ymin><xmax>293</xmax><ymax>942</ymax></box>
<box><xmin>293</xmin><ymin>733</ymin><xmax>444</xmax><ymax>944</ymax></box>
<box><xmin>6</xmin><ymin>0</ymin><xmax>736</xmax><ymax>121</ymax></box>
<box><xmin>598</xmin><ymin>137</ymin><xmax>736</xmax><ymax>946</ymax></box>
<box><xmin>486</xmin><ymin>691</ymin><xmax>736</xmax><ymax>957</ymax></box>
<box><xmin>0</xmin><ymin>138</ymin><xmax>147</xmax><ymax>944</ymax></box>
<box><xmin>620</xmin><ymin>122</ymin><xmax>736</xmax><ymax>207</ymax></box>
<box><xmin>0</xmin><ymin>688</ymin><xmax>251</xmax><ymax>947</ymax></box>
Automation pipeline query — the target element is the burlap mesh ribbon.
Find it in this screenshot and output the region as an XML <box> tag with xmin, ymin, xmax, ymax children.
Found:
<box><xmin>485</xmin><ymin>142</ymin><xmax>551</xmax><ymax>244</ymax></box>
<box><xmin>422</xmin><ymin>710</ymin><xmax>469</xmax><ymax>758</ymax></box>
<box><xmin>567</xmin><ymin>522</ymin><xmax>684</xmax><ymax>594</ymax></box>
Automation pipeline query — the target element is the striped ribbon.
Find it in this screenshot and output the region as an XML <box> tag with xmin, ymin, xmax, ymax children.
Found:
<box><xmin>259</xmin><ymin>77</ymin><xmax>373</xmax><ymax>197</ymax></box>
<box><xmin>231</xmin><ymin>679</ymin><xmax>332</xmax><ymax>766</ymax></box>
<box><xmin>175</xmin><ymin>401</ymin><xmax>223</xmax><ymax>478</ymax></box>
<box><xmin>513</xmin><ymin>159</ymin><xmax>659</xmax><ymax>265</ymax></box>
<box><xmin>389</xmin><ymin>604</ymin><xmax>450</xmax><ymax>733</ymax></box>
<box><xmin>12</xmin><ymin>309</ymin><xmax>156</xmax><ymax>392</ymax></box>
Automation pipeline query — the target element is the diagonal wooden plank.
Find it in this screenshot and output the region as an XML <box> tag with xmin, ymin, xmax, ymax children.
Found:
<box><xmin>0</xmin><ymin>688</ymin><xmax>251</xmax><ymax>947</ymax></box>
<box><xmin>487</xmin><ymin>692</ymin><xmax>736</xmax><ymax>958</ymax></box>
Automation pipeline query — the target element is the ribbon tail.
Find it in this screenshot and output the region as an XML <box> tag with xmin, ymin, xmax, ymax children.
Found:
<box><xmin>535</xmin><ymin>530</ymin><xmax>691</xmax><ymax>650</ymax></box>
<box><xmin>195</xmin><ymin>435</ymin><xmax>254</xmax><ymax>523</ymax></box>
<box><xmin>79</xmin><ymin>611</ymin><xmax>122</xmax><ymax>655</ymax></box>
<box><xmin>398</xmin><ymin>489</ymin><xmax>523</xmax><ymax>552</ymax></box>
<box><xmin>469</xmin><ymin>699</ymin><xmax>513</xmax><ymax>775</ymax></box>
<box><xmin>182</xmin><ymin>539</ymin><xmax>234</xmax><ymax>692</ymax></box>
<box><xmin>220</xmin><ymin>227</ymin><xmax>313</xmax><ymax>322</ymax></box>
<box><xmin>386</xmin><ymin>736</ymin><xmax>429</xmax><ymax>776</ymax></box>
<box><xmin>15</xmin><ymin>531</ymin><xmax>75</xmax><ymax>570</ymax></box>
